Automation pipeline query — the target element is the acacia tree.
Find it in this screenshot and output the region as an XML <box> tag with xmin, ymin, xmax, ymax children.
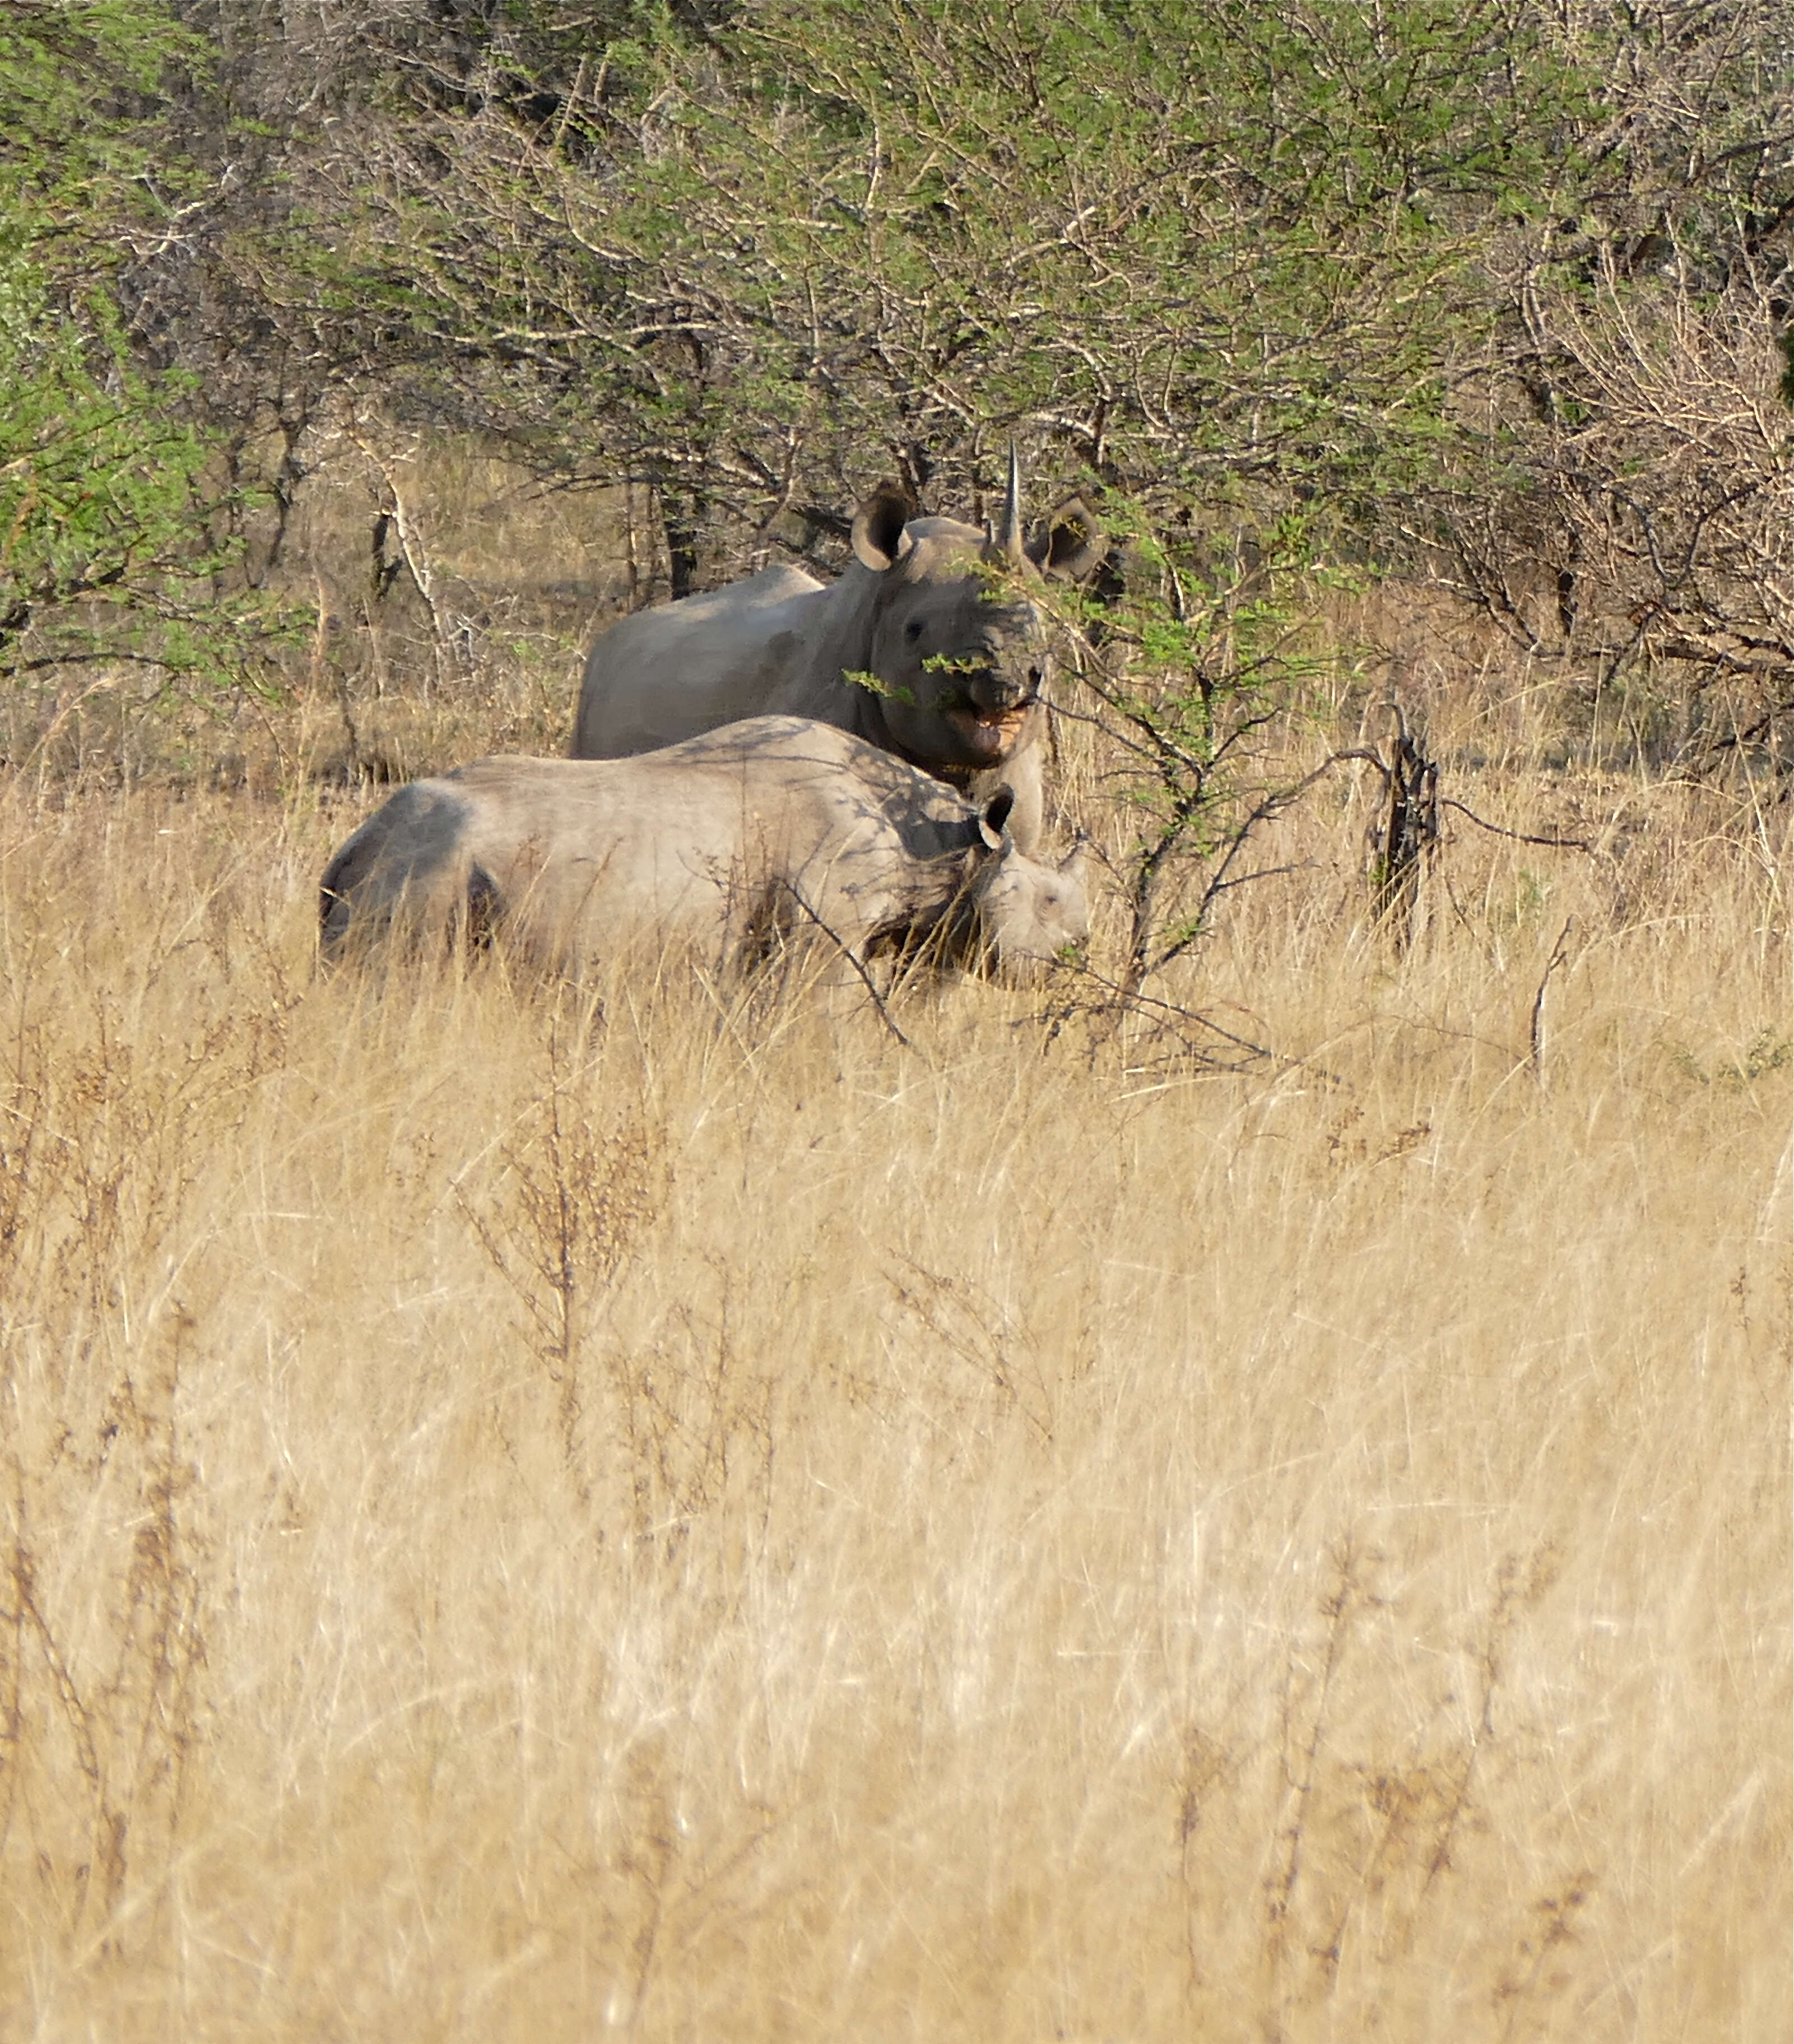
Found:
<box><xmin>290</xmin><ymin>1</ymin><xmax>1559</xmax><ymax>541</ymax></box>
<box><xmin>0</xmin><ymin>0</ymin><xmax>287</xmax><ymax>698</ymax></box>
<box><xmin>230</xmin><ymin>0</ymin><xmax>1597</xmax><ymax>981</ymax></box>
<box><xmin>22</xmin><ymin>0</ymin><xmax>1786</xmax><ymax>960</ymax></box>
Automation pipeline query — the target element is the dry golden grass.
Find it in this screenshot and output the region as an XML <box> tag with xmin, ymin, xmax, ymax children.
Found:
<box><xmin>0</xmin><ymin>691</ymin><xmax>1786</xmax><ymax>2040</ymax></box>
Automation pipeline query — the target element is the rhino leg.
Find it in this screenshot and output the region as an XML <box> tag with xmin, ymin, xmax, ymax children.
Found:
<box><xmin>463</xmin><ymin>863</ymin><xmax>503</xmax><ymax>953</ymax></box>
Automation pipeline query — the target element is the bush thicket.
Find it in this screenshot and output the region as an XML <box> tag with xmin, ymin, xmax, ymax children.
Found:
<box><xmin>5</xmin><ymin>1</ymin><xmax>1790</xmax><ymax>947</ymax></box>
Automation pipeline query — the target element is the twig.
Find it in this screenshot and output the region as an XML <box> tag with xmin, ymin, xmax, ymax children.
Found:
<box><xmin>778</xmin><ymin>882</ymin><xmax>913</xmax><ymax>1049</ymax></box>
<box><xmin>1019</xmin><ymin>961</ymin><xmax>1350</xmax><ymax>1086</ymax></box>
<box><xmin>343</xmin><ymin>421</ymin><xmax>452</xmax><ymax>690</ymax></box>
<box><xmin>1147</xmin><ymin>746</ymin><xmax>1411</xmax><ymax>982</ymax></box>
<box><xmin>1529</xmin><ymin>917</ymin><xmax>1574</xmax><ymax>1086</ymax></box>
<box><xmin>1440</xmin><ymin>798</ymin><xmax>1595</xmax><ymax>852</ymax></box>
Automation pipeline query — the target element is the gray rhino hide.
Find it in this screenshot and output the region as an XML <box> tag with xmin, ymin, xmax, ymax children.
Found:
<box><xmin>322</xmin><ymin>717</ymin><xmax>1089</xmax><ymax>983</ymax></box>
<box><xmin>572</xmin><ymin>487</ymin><xmax>1102</xmax><ymax>854</ymax></box>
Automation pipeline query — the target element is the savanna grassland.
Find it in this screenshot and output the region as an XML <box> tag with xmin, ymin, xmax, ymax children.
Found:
<box><xmin>0</xmin><ymin>615</ymin><xmax>1786</xmax><ymax>2041</ymax></box>
<box><xmin>6</xmin><ymin>0</ymin><xmax>1791</xmax><ymax>2028</ymax></box>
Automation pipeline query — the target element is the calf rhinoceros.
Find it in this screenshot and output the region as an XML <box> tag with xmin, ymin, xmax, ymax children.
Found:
<box><xmin>570</xmin><ymin>456</ymin><xmax>1101</xmax><ymax>854</ymax></box>
<box><xmin>319</xmin><ymin>716</ymin><xmax>1089</xmax><ymax>983</ymax></box>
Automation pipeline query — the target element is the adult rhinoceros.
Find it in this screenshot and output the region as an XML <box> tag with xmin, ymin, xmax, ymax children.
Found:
<box><xmin>570</xmin><ymin>458</ymin><xmax>1101</xmax><ymax>853</ymax></box>
<box><xmin>320</xmin><ymin>716</ymin><xmax>1089</xmax><ymax>983</ymax></box>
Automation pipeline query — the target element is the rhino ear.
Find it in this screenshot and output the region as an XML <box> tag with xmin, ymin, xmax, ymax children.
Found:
<box><xmin>1059</xmin><ymin>834</ymin><xmax>1089</xmax><ymax>881</ymax></box>
<box><xmin>1027</xmin><ymin>496</ymin><xmax>1105</xmax><ymax>580</ymax></box>
<box><xmin>852</xmin><ymin>481</ymin><xmax>917</xmax><ymax>572</ymax></box>
<box><xmin>978</xmin><ymin>785</ymin><xmax>1016</xmax><ymax>852</ymax></box>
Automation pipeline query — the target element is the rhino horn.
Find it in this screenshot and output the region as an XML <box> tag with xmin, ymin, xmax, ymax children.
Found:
<box><xmin>997</xmin><ymin>443</ymin><xmax>1025</xmax><ymax>563</ymax></box>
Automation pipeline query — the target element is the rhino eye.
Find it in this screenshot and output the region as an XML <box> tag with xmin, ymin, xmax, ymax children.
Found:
<box><xmin>904</xmin><ymin>619</ymin><xmax>925</xmax><ymax>643</ymax></box>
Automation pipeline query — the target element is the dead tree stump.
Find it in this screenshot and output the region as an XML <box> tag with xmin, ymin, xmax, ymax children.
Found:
<box><xmin>1365</xmin><ymin>700</ymin><xmax>1439</xmax><ymax>950</ymax></box>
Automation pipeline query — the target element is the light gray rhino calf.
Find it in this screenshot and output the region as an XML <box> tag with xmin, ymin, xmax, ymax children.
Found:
<box><xmin>571</xmin><ymin>456</ymin><xmax>1101</xmax><ymax>854</ymax></box>
<box><xmin>319</xmin><ymin>716</ymin><xmax>1089</xmax><ymax>982</ymax></box>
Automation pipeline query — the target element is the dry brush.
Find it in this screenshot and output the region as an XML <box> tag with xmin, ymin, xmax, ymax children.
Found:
<box><xmin>0</xmin><ymin>688</ymin><xmax>1784</xmax><ymax>2039</ymax></box>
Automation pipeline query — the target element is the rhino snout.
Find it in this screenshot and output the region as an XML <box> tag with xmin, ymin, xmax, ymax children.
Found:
<box><xmin>961</xmin><ymin>661</ymin><xmax>1042</xmax><ymax>714</ymax></box>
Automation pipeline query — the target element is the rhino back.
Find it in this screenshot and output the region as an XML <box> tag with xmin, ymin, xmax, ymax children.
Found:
<box><xmin>664</xmin><ymin>717</ymin><xmax>980</xmax><ymax>863</ymax></box>
<box><xmin>573</xmin><ymin>565</ymin><xmax>826</xmax><ymax>758</ymax></box>
<box><xmin>326</xmin><ymin>721</ymin><xmax>985</xmax><ymax>974</ymax></box>
<box><xmin>557</xmin><ymin>722</ymin><xmax>977</xmax><ymax>955</ymax></box>
<box><xmin>699</xmin><ymin>719</ymin><xmax>983</xmax><ymax>939</ymax></box>
<box><xmin>445</xmin><ymin>741</ymin><xmax>873</xmax><ymax>962</ymax></box>
<box><xmin>447</xmin><ymin>755</ymin><xmax>750</xmax><ymax>956</ymax></box>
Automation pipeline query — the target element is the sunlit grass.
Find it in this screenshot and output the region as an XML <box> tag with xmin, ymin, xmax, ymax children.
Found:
<box><xmin>0</xmin><ymin>693</ymin><xmax>1785</xmax><ymax>2040</ymax></box>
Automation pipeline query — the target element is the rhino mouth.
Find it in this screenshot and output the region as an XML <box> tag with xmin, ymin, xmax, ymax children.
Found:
<box><xmin>944</xmin><ymin>700</ymin><xmax>1033</xmax><ymax>761</ymax></box>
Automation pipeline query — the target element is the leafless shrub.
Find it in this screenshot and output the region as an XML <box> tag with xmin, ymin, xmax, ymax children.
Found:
<box><xmin>1419</xmin><ymin>73</ymin><xmax>1793</xmax><ymax>776</ymax></box>
<box><xmin>454</xmin><ymin>1019</ymin><xmax>664</xmax><ymax>1477</ymax></box>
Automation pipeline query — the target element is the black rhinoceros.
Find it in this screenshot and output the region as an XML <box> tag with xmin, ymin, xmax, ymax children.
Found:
<box><xmin>321</xmin><ymin>717</ymin><xmax>1089</xmax><ymax>982</ymax></box>
<box><xmin>570</xmin><ymin>456</ymin><xmax>1101</xmax><ymax>854</ymax></box>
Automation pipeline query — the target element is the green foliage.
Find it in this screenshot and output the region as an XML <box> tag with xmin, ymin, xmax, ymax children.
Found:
<box><xmin>637</xmin><ymin>0</ymin><xmax>1588</xmax><ymax>511</ymax></box>
<box><xmin>295</xmin><ymin>0</ymin><xmax>1612</xmax><ymax>535</ymax></box>
<box><xmin>0</xmin><ymin>0</ymin><xmax>291</xmax><ymax>693</ymax></box>
<box><xmin>264</xmin><ymin>0</ymin><xmax>1651</xmax><ymax>973</ymax></box>
<box><xmin>10</xmin><ymin>0</ymin><xmax>1783</xmax><ymax>942</ymax></box>
<box><xmin>843</xmin><ymin>668</ymin><xmax>915</xmax><ymax>706</ymax></box>
<box><xmin>0</xmin><ymin>0</ymin><xmax>203</xmax><ymax>189</ymax></box>
<box><xmin>1042</xmin><ymin>505</ymin><xmax>1343</xmax><ymax>989</ymax></box>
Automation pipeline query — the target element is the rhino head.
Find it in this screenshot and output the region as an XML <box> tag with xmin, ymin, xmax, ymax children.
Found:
<box><xmin>956</xmin><ymin>786</ymin><xmax>1091</xmax><ymax>979</ymax></box>
<box><xmin>849</xmin><ymin>456</ymin><xmax>1103</xmax><ymax>777</ymax></box>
